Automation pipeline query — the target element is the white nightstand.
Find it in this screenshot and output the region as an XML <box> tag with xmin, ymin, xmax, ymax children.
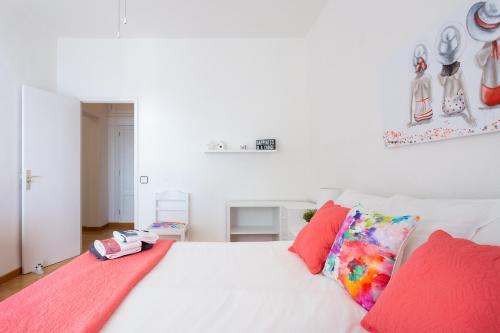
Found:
<box><xmin>282</xmin><ymin>201</ymin><xmax>314</xmax><ymax>240</ymax></box>
<box><xmin>226</xmin><ymin>200</ymin><xmax>315</xmax><ymax>242</ymax></box>
<box><xmin>287</xmin><ymin>218</ymin><xmax>307</xmax><ymax>240</ymax></box>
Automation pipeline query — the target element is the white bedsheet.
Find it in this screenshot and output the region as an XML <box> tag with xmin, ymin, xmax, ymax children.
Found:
<box><xmin>102</xmin><ymin>241</ymin><xmax>367</xmax><ymax>333</ymax></box>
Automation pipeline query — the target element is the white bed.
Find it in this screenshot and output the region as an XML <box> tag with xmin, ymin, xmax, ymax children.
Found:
<box><xmin>102</xmin><ymin>189</ymin><xmax>500</xmax><ymax>333</ymax></box>
<box><xmin>102</xmin><ymin>241</ymin><xmax>367</xmax><ymax>333</ymax></box>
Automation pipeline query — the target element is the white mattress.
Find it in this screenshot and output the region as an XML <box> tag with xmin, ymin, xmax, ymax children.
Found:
<box><xmin>102</xmin><ymin>241</ymin><xmax>367</xmax><ymax>333</ymax></box>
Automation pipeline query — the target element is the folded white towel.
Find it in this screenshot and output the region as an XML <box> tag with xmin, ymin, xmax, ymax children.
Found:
<box><xmin>113</xmin><ymin>230</ymin><xmax>159</xmax><ymax>244</ymax></box>
<box><xmin>94</xmin><ymin>238</ymin><xmax>142</xmax><ymax>258</ymax></box>
<box><xmin>106</xmin><ymin>246</ymin><xmax>141</xmax><ymax>260</ymax></box>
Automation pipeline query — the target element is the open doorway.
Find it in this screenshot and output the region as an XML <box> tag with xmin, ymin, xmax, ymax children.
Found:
<box><xmin>81</xmin><ymin>103</ymin><xmax>135</xmax><ymax>250</ymax></box>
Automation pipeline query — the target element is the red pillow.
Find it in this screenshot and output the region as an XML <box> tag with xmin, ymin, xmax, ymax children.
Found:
<box><xmin>361</xmin><ymin>230</ymin><xmax>500</xmax><ymax>333</ymax></box>
<box><xmin>289</xmin><ymin>201</ymin><xmax>349</xmax><ymax>274</ymax></box>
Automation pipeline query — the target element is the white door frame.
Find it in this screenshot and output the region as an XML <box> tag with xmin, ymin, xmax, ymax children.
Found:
<box><xmin>80</xmin><ymin>98</ymin><xmax>139</xmax><ymax>229</ymax></box>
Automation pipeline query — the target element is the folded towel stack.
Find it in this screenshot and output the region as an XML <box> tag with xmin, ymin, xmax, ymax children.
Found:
<box><xmin>113</xmin><ymin>229</ymin><xmax>159</xmax><ymax>244</ymax></box>
<box><xmin>90</xmin><ymin>229</ymin><xmax>159</xmax><ymax>260</ymax></box>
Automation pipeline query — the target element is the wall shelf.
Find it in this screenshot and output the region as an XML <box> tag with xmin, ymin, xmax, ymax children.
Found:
<box><xmin>205</xmin><ymin>149</ymin><xmax>277</xmax><ymax>154</ymax></box>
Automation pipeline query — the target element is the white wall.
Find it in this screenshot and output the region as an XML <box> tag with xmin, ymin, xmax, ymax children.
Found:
<box><xmin>4</xmin><ymin>0</ymin><xmax>498</xmax><ymax>277</ymax></box>
<box><xmin>58</xmin><ymin>38</ymin><xmax>311</xmax><ymax>241</ymax></box>
<box><xmin>306</xmin><ymin>0</ymin><xmax>500</xmax><ymax>199</ymax></box>
<box><xmin>0</xmin><ymin>3</ymin><xmax>56</xmax><ymax>276</ymax></box>
<box><xmin>82</xmin><ymin>104</ymin><xmax>109</xmax><ymax>228</ymax></box>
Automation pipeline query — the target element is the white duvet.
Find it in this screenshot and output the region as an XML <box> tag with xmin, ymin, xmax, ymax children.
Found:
<box><xmin>102</xmin><ymin>241</ymin><xmax>367</xmax><ymax>333</ymax></box>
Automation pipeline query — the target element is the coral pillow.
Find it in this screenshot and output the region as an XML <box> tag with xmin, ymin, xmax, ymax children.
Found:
<box><xmin>323</xmin><ymin>206</ymin><xmax>419</xmax><ymax>311</ymax></box>
<box><xmin>361</xmin><ymin>230</ymin><xmax>500</xmax><ymax>333</ymax></box>
<box><xmin>289</xmin><ymin>201</ymin><xmax>349</xmax><ymax>274</ymax></box>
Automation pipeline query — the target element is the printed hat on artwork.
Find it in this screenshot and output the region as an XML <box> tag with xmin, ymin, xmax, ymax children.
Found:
<box><xmin>436</xmin><ymin>24</ymin><xmax>465</xmax><ymax>65</ymax></box>
<box><xmin>467</xmin><ymin>1</ymin><xmax>500</xmax><ymax>42</ymax></box>
<box><xmin>413</xmin><ymin>43</ymin><xmax>429</xmax><ymax>68</ymax></box>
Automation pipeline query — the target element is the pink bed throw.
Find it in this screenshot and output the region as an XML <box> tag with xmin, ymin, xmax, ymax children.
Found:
<box><xmin>0</xmin><ymin>239</ymin><xmax>175</xmax><ymax>333</ymax></box>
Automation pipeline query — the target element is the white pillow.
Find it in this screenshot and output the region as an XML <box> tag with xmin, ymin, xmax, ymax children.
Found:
<box><xmin>315</xmin><ymin>188</ymin><xmax>344</xmax><ymax>209</ymax></box>
<box><xmin>472</xmin><ymin>218</ymin><xmax>500</xmax><ymax>246</ymax></box>
<box><xmin>335</xmin><ymin>189</ymin><xmax>389</xmax><ymax>211</ymax></box>
<box><xmin>381</xmin><ymin>194</ymin><xmax>500</xmax><ymax>264</ymax></box>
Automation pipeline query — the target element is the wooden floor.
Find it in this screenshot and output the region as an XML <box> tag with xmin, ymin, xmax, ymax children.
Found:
<box><xmin>0</xmin><ymin>225</ymin><xmax>129</xmax><ymax>301</ymax></box>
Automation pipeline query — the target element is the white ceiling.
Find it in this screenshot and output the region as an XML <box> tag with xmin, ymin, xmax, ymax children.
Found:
<box><xmin>14</xmin><ymin>0</ymin><xmax>327</xmax><ymax>38</ymax></box>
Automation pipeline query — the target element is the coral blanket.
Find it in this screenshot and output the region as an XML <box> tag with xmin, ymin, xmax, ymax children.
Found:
<box><xmin>0</xmin><ymin>239</ymin><xmax>175</xmax><ymax>333</ymax></box>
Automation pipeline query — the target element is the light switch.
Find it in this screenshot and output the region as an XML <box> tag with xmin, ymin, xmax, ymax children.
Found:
<box><xmin>140</xmin><ymin>176</ymin><xmax>149</xmax><ymax>184</ymax></box>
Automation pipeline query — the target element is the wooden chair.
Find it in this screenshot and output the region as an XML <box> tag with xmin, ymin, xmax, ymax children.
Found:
<box><xmin>149</xmin><ymin>190</ymin><xmax>189</xmax><ymax>241</ymax></box>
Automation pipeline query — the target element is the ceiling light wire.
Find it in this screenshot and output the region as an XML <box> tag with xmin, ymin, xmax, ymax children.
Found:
<box><xmin>123</xmin><ymin>0</ymin><xmax>127</xmax><ymax>24</ymax></box>
<box><xmin>116</xmin><ymin>0</ymin><xmax>121</xmax><ymax>38</ymax></box>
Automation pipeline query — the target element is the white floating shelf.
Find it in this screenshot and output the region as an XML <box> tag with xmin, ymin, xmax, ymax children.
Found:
<box><xmin>205</xmin><ymin>149</ymin><xmax>277</xmax><ymax>154</ymax></box>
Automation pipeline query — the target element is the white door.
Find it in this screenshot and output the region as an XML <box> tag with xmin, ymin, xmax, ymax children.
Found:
<box><xmin>22</xmin><ymin>86</ymin><xmax>81</xmax><ymax>274</ymax></box>
<box><xmin>117</xmin><ymin>126</ymin><xmax>134</xmax><ymax>222</ymax></box>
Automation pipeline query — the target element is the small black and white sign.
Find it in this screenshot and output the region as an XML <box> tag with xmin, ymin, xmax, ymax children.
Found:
<box><xmin>256</xmin><ymin>139</ymin><xmax>276</xmax><ymax>150</ymax></box>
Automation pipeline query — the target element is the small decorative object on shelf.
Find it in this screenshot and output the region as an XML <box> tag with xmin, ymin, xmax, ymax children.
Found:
<box><xmin>256</xmin><ymin>139</ymin><xmax>276</xmax><ymax>150</ymax></box>
<box><xmin>303</xmin><ymin>209</ymin><xmax>317</xmax><ymax>223</ymax></box>
<box><xmin>240</xmin><ymin>144</ymin><xmax>247</xmax><ymax>150</ymax></box>
<box><xmin>217</xmin><ymin>141</ymin><xmax>226</xmax><ymax>151</ymax></box>
<box><xmin>206</xmin><ymin>141</ymin><xmax>217</xmax><ymax>151</ymax></box>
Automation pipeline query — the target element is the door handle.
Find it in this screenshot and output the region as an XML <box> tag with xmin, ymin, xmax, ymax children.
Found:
<box><xmin>26</xmin><ymin>169</ymin><xmax>41</xmax><ymax>191</ymax></box>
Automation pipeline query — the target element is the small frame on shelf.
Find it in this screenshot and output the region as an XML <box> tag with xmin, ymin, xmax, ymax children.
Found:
<box><xmin>256</xmin><ymin>139</ymin><xmax>276</xmax><ymax>151</ymax></box>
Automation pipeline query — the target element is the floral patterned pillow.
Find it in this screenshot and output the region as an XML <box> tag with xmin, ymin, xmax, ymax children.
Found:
<box><xmin>322</xmin><ymin>205</ymin><xmax>419</xmax><ymax>311</ymax></box>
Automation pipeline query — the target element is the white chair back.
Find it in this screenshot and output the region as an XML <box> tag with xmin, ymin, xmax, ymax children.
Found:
<box><xmin>155</xmin><ymin>190</ymin><xmax>189</xmax><ymax>225</ymax></box>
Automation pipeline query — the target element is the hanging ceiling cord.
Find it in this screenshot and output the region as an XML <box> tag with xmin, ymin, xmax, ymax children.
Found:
<box><xmin>123</xmin><ymin>0</ymin><xmax>128</xmax><ymax>24</ymax></box>
<box><xmin>116</xmin><ymin>0</ymin><xmax>121</xmax><ymax>38</ymax></box>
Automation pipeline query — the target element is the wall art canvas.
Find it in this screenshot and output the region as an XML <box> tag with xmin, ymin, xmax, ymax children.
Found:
<box><xmin>383</xmin><ymin>1</ymin><xmax>500</xmax><ymax>147</ymax></box>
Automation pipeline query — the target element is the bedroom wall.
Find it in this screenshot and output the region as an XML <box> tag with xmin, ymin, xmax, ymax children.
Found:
<box><xmin>0</xmin><ymin>3</ymin><xmax>57</xmax><ymax>276</ymax></box>
<box><xmin>57</xmin><ymin>38</ymin><xmax>311</xmax><ymax>241</ymax></box>
<box><xmin>306</xmin><ymin>0</ymin><xmax>500</xmax><ymax>199</ymax></box>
